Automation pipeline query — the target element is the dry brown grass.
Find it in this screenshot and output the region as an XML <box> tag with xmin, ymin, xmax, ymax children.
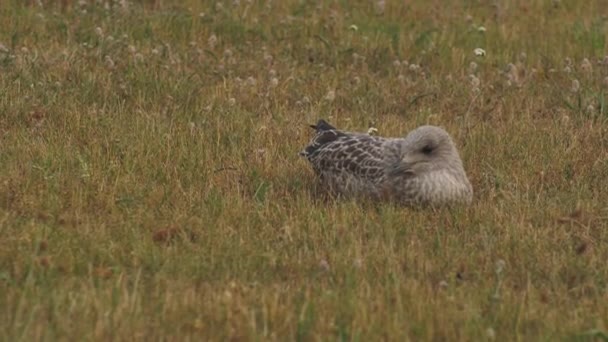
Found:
<box><xmin>1</xmin><ymin>0</ymin><xmax>608</xmax><ymax>340</ymax></box>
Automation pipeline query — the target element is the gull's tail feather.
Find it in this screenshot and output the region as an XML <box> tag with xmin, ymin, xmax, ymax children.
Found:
<box><xmin>309</xmin><ymin>119</ymin><xmax>336</xmax><ymax>132</ymax></box>
<box><xmin>300</xmin><ymin>119</ymin><xmax>343</xmax><ymax>157</ymax></box>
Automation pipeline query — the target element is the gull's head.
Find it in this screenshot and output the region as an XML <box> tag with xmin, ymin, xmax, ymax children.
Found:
<box><xmin>399</xmin><ymin>125</ymin><xmax>464</xmax><ymax>174</ymax></box>
<box><xmin>390</xmin><ymin>125</ymin><xmax>472</xmax><ymax>204</ymax></box>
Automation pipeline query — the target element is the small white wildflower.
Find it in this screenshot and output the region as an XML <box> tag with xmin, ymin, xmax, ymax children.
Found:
<box><xmin>474</xmin><ymin>48</ymin><xmax>486</xmax><ymax>57</ymax></box>
<box><xmin>571</xmin><ymin>79</ymin><xmax>580</xmax><ymax>93</ymax></box>
<box><xmin>106</xmin><ymin>35</ymin><xmax>114</xmax><ymax>42</ymax></box>
<box><xmin>468</xmin><ymin>61</ymin><xmax>478</xmax><ymax>74</ymax></box>
<box><xmin>151</xmin><ymin>48</ymin><xmax>160</xmax><ymax>55</ymax></box>
<box><xmin>469</xmin><ymin>74</ymin><xmax>480</xmax><ymax>88</ymax></box>
<box><xmin>367</xmin><ymin>127</ymin><xmax>378</xmax><ymax>135</ymax></box>
<box><xmin>349</xmin><ymin>24</ymin><xmax>358</xmax><ymax>31</ymax></box>
<box><xmin>477</xmin><ymin>26</ymin><xmax>486</xmax><ymax>32</ymax></box>
<box><xmin>268</xmin><ymin>69</ymin><xmax>276</xmax><ymax>77</ymax></box>
<box><xmin>580</xmin><ymin>58</ymin><xmax>592</xmax><ymax>73</ymax></box>
<box><xmin>302</xmin><ymin>96</ymin><xmax>310</xmax><ymax>104</ymax></box>
<box><xmin>95</xmin><ymin>26</ymin><xmax>103</xmax><ymax>37</ymax></box>
<box><xmin>104</xmin><ymin>55</ymin><xmax>115</xmax><ymax>69</ymax></box>
<box><xmin>324</xmin><ymin>90</ymin><xmax>336</xmax><ymax>102</ymax></box>
<box><xmin>269</xmin><ymin>77</ymin><xmax>279</xmax><ymax>87</ymax></box>
<box><xmin>318</xmin><ymin>259</ymin><xmax>330</xmax><ymax>272</ymax></box>
<box><xmin>397</xmin><ymin>74</ymin><xmax>406</xmax><ymax>83</ymax></box>
<box><xmin>207</xmin><ymin>34</ymin><xmax>217</xmax><ymax>48</ymax></box>
<box><xmin>374</xmin><ymin>0</ymin><xmax>385</xmax><ymax>14</ymax></box>
<box><xmin>519</xmin><ymin>52</ymin><xmax>527</xmax><ymax>63</ymax></box>
<box><xmin>586</xmin><ymin>104</ymin><xmax>595</xmax><ymax>114</ymax></box>
<box><xmin>564</xmin><ymin>57</ymin><xmax>573</xmax><ymax>66</ymax></box>
<box><xmin>223</xmin><ymin>49</ymin><xmax>232</xmax><ymax>58</ymax></box>
<box><xmin>246</xmin><ymin>76</ymin><xmax>257</xmax><ymax>87</ymax></box>
<box><xmin>228</xmin><ymin>98</ymin><xmax>236</xmax><ymax>106</ymax></box>
<box><xmin>393</xmin><ymin>59</ymin><xmax>401</xmax><ymax>68</ymax></box>
<box><xmin>263</xmin><ymin>53</ymin><xmax>273</xmax><ymax>64</ymax></box>
<box><xmin>495</xmin><ymin>259</ymin><xmax>506</xmax><ymax>274</ymax></box>
<box><xmin>439</xmin><ymin>280</ymin><xmax>449</xmax><ymax>289</ymax></box>
<box><xmin>127</xmin><ymin>45</ymin><xmax>136</xmax><ymax>54</ymax></box>
<box><xmin>486</xmin><ymin>327</ymin><xmax>496</xmax><ymax>340</ymax></box>
<box><xmin>409</xmin><ymin>63</ymin><xmax>420</xmax><ymax>72</ymax></box>
<box><xmin>199</xmin><ymin>12</ymin><xmax>205</xmax><ymax>18</ymax></box>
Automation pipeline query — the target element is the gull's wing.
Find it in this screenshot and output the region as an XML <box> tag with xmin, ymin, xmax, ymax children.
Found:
<box><xmin>303</xmin><ymin>133</ymin><xmax>390</xmax><ymax>182</ymax></box>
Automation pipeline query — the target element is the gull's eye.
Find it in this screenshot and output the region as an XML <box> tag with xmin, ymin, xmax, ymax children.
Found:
<box><xmin>421</xmin><ymin>144</ymin><xmax>434</xmax><ymax>155</ymax></box>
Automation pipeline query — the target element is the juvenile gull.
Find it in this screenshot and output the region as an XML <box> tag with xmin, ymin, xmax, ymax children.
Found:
<box><xmin>300</xmin><ymin>120</ymin><xmax>473</xmax><ymax>206</ymax></box>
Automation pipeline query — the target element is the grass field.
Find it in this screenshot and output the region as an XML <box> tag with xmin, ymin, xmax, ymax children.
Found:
<box><xmin>1</xmin><ymin>0</ymin><xmax>608</xmax><ymax>340</ymax></box>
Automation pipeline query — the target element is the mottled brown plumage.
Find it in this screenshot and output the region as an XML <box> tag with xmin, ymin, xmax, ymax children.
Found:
<box><xmin>300</xmin><ymin>120</ymin><xmax>473</xmax><ymax>206</ymax></box>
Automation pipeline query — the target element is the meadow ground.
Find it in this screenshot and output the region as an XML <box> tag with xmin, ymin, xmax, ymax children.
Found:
<box><xmin>1</xmin><ymin>0</ymin><xmax>608</xmax><ymax>340</ymax></box>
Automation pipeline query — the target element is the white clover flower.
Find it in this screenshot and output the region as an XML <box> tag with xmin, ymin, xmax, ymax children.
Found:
<box><xmin>474</xmin><ymin>48</ymin><xmax>486</xmax><ymax>57</ymax></box>
<box><xmin>393</xmin><ymin>60</ymin><xmax>401</xmax><ymax>68</ymax></box>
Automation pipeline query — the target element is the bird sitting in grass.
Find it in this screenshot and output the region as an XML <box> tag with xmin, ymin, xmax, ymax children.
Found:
<box><xmin>300</xmin><ymin>119</ymin><xmax>473</xmax><ymax>206</ymax></box>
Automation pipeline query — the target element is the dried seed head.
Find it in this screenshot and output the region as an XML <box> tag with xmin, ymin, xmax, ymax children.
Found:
<box><xmin>570</xmin><ymin>79</ymin><xmax>580</xmax><ymax>93</ymax></box>
<box><xmin>580</xmin><ymin>58</ymin><xmax>592</xmax><ymax>73</ymax></box>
